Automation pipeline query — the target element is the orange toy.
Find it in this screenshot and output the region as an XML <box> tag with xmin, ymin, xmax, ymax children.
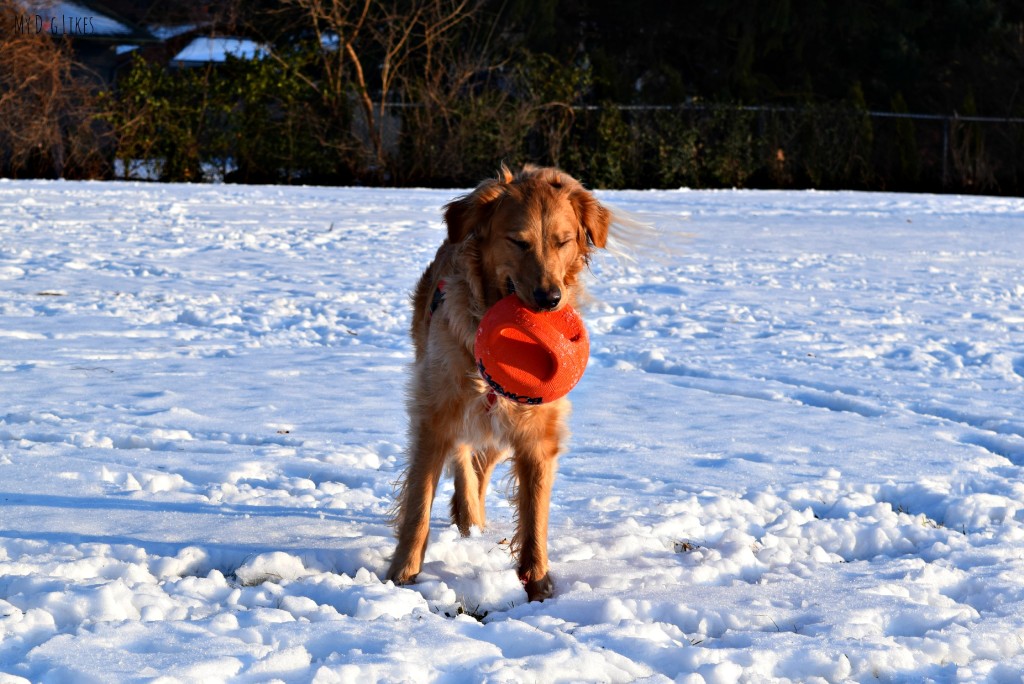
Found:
<box><xmin>474</xmin><ymin>295</ymin><xmax>590</xmax><ymax>405</ymax></box>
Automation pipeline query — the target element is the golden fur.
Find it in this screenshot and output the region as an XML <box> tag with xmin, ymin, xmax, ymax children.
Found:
<box><xmin>387</xmin><ymin>165</ymin><xmax>611</xmax><ymax>601</ymax></box>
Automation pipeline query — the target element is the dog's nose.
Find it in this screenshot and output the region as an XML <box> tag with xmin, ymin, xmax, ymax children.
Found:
<box><xmin>533</xmin><ymin>287</ymin><xmax>562</xmax><ymax>311</ymax></box>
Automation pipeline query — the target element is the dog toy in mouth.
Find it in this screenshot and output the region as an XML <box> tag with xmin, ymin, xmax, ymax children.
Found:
<box><xmin>474</xmin><ymin>294</ymin><xmax>590</xmax><ymax>405</ymax></box>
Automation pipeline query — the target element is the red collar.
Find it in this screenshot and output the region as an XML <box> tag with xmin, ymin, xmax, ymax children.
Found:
<box><xmin>428</xmin><ymin>279</ymin><xmax>447</xmax><ymax>320</ymax></box>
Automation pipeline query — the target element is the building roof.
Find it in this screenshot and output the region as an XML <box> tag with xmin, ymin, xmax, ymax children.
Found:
<box><xmin>169</xmin><ymin>36</ymin><xmax>268</xmax><ymax>67</ymax></box>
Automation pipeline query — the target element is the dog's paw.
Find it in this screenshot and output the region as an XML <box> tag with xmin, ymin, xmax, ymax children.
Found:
<box><xmin>520</xmin><ymin>572</ymin><xmax>554</xmax><ymax>602</ymax></box>
<box><xmin>385</xmin><ymin>566</ymin><xmax>418</xmax><ymax>587</ymax></box>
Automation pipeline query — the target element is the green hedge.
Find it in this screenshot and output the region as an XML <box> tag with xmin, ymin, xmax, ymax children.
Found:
<box><xmin>100</xmin><ymin>55</ymin><xmax>1024</xmax><ymax>194</ymax></box>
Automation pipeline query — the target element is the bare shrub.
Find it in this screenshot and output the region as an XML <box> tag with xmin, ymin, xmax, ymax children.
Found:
<box><xmin>0</xmin><ymin>2</ymin><xmax>109</xmax><ymax>178</ymax></box>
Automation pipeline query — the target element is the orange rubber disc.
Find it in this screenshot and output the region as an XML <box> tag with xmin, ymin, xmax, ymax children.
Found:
<box><xmin>474</xmin><ymin>295</ymin><xmax>590</xmax><ymax>405</ymax></box>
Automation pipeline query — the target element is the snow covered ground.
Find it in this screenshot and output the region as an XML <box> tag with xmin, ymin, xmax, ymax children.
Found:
<box><xmin>0</xmin><ymin>179</ymin><xmax>1022</xmax><ymax>683</ymax></box>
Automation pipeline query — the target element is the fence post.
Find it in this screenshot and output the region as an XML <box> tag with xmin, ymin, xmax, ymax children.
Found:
<box><xmin>942</xmin><ymin>117</ymin><xmax>950</xmax><ymax>187</ymax></box>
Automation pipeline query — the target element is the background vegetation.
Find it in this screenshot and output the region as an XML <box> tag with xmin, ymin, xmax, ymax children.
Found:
<box><xmin>2</xmin><ymin>0</ymin><xmax>1023</xmax><ymax>192</ymax></box>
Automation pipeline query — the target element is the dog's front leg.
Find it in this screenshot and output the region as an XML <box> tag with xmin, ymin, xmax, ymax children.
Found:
<box><xmin>510</xmin><ymin>409</ymin><xmax>565</xmax><ymax>602</ymax></box>
<box><xmin>387</xmin><ymin>423</ymin><xmax>452</xmax><ymax>586</ymax></box>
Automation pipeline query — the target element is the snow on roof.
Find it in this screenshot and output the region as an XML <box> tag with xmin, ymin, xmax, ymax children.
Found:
<box><xmin>149</xmin><ymin>24</ymin><xmax>205</xmax><ymax>41</ymax></box>
<box><xmin>320</xmin><ymin>32</ymin><xmax>340</xmax><ymax>50</ymax></box>
<box><xmin>170</xmin><ymin>36</ymin><xmax>269</xmax><ymax>65</ymax></box>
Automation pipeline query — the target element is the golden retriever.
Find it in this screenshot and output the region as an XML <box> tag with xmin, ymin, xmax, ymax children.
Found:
<box><xmin>387</xmin><ymin>164</ymin><xmax>611</xmax><ymax>602</ymax></box>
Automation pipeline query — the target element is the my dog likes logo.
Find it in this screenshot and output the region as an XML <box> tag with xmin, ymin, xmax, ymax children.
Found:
<box><xmin>13</xmin><ymin>13</ymin><xmax>96</xmax><ymax>36</ymax></box>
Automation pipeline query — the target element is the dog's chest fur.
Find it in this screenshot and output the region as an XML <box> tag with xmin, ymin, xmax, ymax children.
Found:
<box><xmin>409</xmin><ymin>239</ymin><xmax>570</xmax><ymax>451</ymax></box>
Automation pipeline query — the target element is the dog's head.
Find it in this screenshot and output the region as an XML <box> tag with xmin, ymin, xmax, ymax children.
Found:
<box><xmin>444</xmin><ymin>164</ymin><xmax>610</xmax><ymax>312</ymax></box>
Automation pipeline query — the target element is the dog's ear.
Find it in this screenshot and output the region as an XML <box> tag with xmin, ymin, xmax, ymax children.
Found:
<box><xmin>570</xmin><ymin>187</ymin><xmax>611</xmax><ymax>250</ymax></box>
<box><xmin>444</xmin><ymin>169</ymin><xmax>511</xmax><ymax>243</ymax></box>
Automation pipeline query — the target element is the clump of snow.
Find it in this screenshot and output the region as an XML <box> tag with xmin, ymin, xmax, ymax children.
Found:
<box><xmin>1</xmin><ymin>181</ymin><xmax>1022</xmax><ymax>681</ymax></box>
<box><xmin>234</xmin><ymin>552</ymin><xmax>308</xmax><ymax>586</ymax></box>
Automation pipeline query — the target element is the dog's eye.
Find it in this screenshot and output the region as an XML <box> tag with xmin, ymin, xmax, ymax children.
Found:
<box><xmin>508</xmin><ymin>238</ymin><xmax>530</xmax><ymax>251</ymax></box>
<box><xmin>557</xmin><ymin>239</ymin><xmax>573</xmax><ymax>249</ymax></box>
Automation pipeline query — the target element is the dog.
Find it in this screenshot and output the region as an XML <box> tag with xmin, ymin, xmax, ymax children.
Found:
<box><xmin>386</xmin><ymin>164</ymin><xmax>612</xmax><ymax>602</ymax></box>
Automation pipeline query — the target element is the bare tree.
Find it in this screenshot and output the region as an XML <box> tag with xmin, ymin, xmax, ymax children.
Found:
<box><xmin>0</xmin><ymin>2</ymin><xmax>108</xmax><ymax>178</ymax></box>
<box><xmin>398</xmin><ymin>25</ymin><xmax>537</xmax><ymax>183</ymax></box>
<box><xmin>277</xmin><ymin>0</ymin><xmax>479</xmax><ymax>178</ymax></box>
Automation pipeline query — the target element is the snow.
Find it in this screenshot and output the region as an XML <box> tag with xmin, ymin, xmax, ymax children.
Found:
<box><xmin>170</xmin><ymin>37</ymin><xmax>269</xmax><ymax>65</ymax></box>
<box><xmin>0</xmin><ymin>179</ymin><xmax>1023</xmax><ymax>682</ymax></box>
